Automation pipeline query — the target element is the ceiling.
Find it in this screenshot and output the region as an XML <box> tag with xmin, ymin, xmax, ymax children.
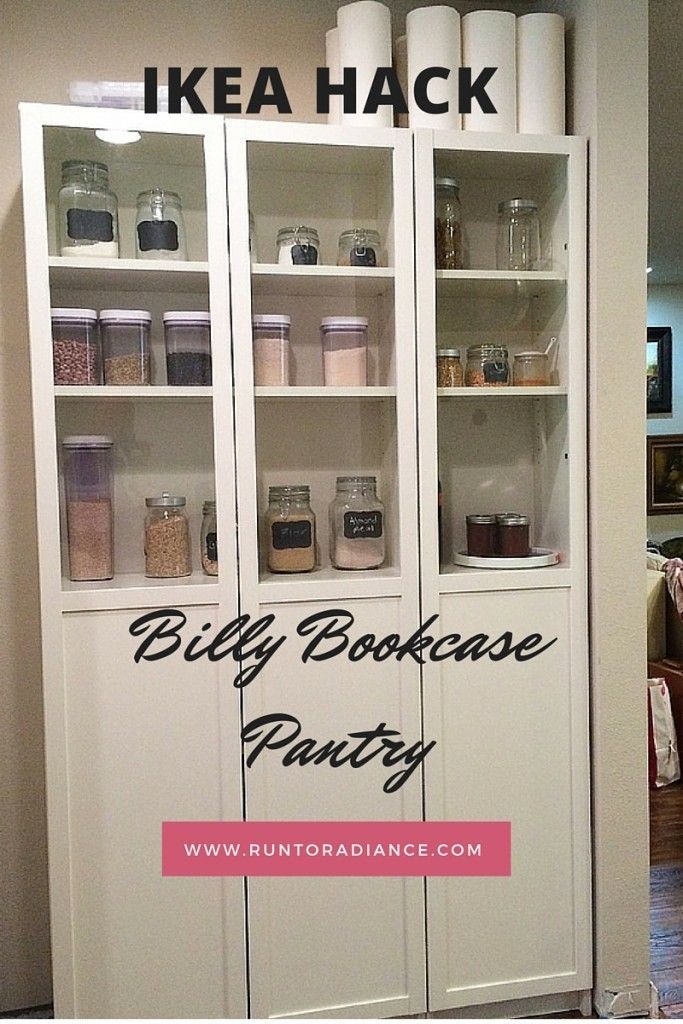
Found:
<box><xmin>649</xmin><ymin>0</ymin><xmax>683</xmax><ymax>284</ymax></box>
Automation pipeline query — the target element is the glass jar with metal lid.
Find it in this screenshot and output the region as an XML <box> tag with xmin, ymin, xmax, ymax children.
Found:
<box><xmin>436</xmin><ymin>348</ymin><xmax>463</xmax><ymax>388</ymax></box>
<box><xmin>276</xmin><ymin>226</ymin><xmax>320</xmax><ymax>266</ymax></box>
<box><xmin>513</xmin><ymin>351</ymin><xmax>550</xmax><ymax>387</ymax></box>
<box><xmin>58</xmin><ymin>160</ymin><xmax>119</xmax><ymax>257</ymax></box>
<box><xmin>337</xmin><ymin>228</ymin><xmax>383</xmax><ymax>267</ymax></box>
<box><xmin>466</xmin><ymin>514</ymin><xmax>497</xmax><ymax>558</ymax></box>
<box><xmin>265</xmin><ymin>485</ymin><xmax>316</xmax><ymax>573</ymax></box>
<box><xmin>329</xmin><ymin>476</ymin><xmax>385</xmax><ymax>571</ymax></box>
<box><xmin>200</xmin><ymin>499</ymin><xmax>218</xmax><ymax>576</ymax></box>
<box><xmin>435</xmin><ymin>176</ymin><xmax>463</xmax><ymax>270</ymax></box>
<box><xmin>496</xmin><ymin>513</ymin><xmax>531</xmax><ymax>557</ymax></box>
<box><xmin>144</xmin><ymin>492</ymin><xmax>191</xmax><ymax>578</ymax></box>
<box><xmin>496</xmin><ymin>198</ymin><xmax>541</xmax><ymax>271</ymax></box>
<box><xmin>135</xmin><ymin>188</ymin><xmax>187</xmax><ymax>260</ymax></box>
<box><xmin>465</xmin><ymin>344</ymin><xmax>510</xmax><ymax>387</ymax></box>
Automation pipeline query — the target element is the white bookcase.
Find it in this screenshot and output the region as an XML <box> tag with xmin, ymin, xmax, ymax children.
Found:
<box><xmin>20</xmin><ymin>104</ymin><xmax>591</xmax><ymax>1020</ymax></box>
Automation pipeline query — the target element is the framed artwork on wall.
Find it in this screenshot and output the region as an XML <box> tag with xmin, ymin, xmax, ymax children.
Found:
<box><xmin>647</xmin><ymin>434</ymin><xmax>683</xmax><ymax>514</ymax></box>
<box><xmin>647</xmin><ymin>326</ymin><xmax>673</xmax><ymax>414</ymax></box>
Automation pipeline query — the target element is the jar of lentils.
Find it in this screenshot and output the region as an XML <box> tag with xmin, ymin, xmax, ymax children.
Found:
<box><xmin>52</xmin><ymin>307</ymin><xmax>100</xmax><ymax>385</ymax></box>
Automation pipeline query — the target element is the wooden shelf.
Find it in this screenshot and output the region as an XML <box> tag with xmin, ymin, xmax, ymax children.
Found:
<box><xmin>61</xmin><ymin>571</ymin><xmax>219</xmax><ymax>612</ymax></box>
<box><xmin>258</xmin><ymin>564</ymin><xmax>402</xmax><ymax>603</ymax></box>
<box><xmin>436</xmin><ymin>269</ymin><xmax>565</xmax><ymax>300</ymax></box>
<box><xmin>254</xmin><ymin>386</ymin><xmax>395</xmax><ymax>401</ymax></box>
<box><xmin>48</xmin><ymin>256</ymin><xmax>209</xmax><ymax>292</ymax></box>
<box><xmin>251</xmin><ymin>264</ymin><xmax>394</xmax><ymax>297</ymax></box>
<box><xmin>439</xmin><ymin>564</ymin><xmax>573</xmax><ymax>594</ymax></box>
<box><xmin>55</xmin><ymin>385</ymin><xmax>213</xmax><ymax>401</ymax></box>
<box><xmin>437</xmin><ymin>386</ymin><xmax>566</xmax><ymax>398</ymax></box>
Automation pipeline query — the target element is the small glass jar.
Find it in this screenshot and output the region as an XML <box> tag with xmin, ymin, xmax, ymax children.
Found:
<box><xmin>330</xmin><ymin>476</ymin><xmax>385</xmax><ymax>571</ymax></box>
<box><xmin>465</xmin><ymin>344</ymin><xmax>510</xmax><ymax>387</ymax></box>
<box><xmin>435</xmin><ymin>177</ymin><xmax>463</xmax><ymax>270</ymax></box>
<box><xmin>100</xmin><ymin>309</ymin><xmax>152</xmax><ymax>385</ymax></box>
<box><xmin>466</xmin><ymin>514</ymin><xmax>497</xmax><ymax>558</ymax></box>
<box><xmin>200</xmin><ymin>499</ymin><xmax>218</xmax><ymax>576</ymax></box>
<box><xmin>266</xmin><ymin>485</ymin><xmax>316</xmax><ymax>573</ymax></box>
<box><xmin>51</xmin><ymin>307</ymin><xmax>100</xmax><ymax>385</ymax></box>
<box><xmin>276</xmin><ymin>226</ymin><xmax>320</xmax><ymax>266</ymax></box>
<box><xmin>337</xmin><ymin>228</ymin><xmax>383</xmax><ymax>268</ymax></box>
<box><xmin>253</xmin><ymin>315</ymin><xmax>290</xmax><ymax>386</ymax></box>
<box><xmin>321</xmin><ymin>316</ymin><xmax>368</xmax><ymax>386</ymax></box>
<box><xmin>436</xmin><ymin>348</ymin><xmax>463</xmax><ymax>388</ymax></box>
<box><xmin>496</xmin><ymin>199</ymin><xmax>541</xmax><ymax>271</ymax></box>
<box><xmin>163</xmin><ymin>311</ymin><xmax>212</xmax><ymax>385</ymax></box>
<box><xmin>496</xmin><ymin>513</ymin><xmax>531</xmax><ymax>557</ymax></box>
<box><xmin>144</xmin><ymin>492</ymin><xmax>191</xmax><ymax>578</ymax></box>
<box><xmin>62</xmin><ymin>435</ymin><xmax>114</xmax><ymax>581</ymax></box>
<box><xmin>58</xmin><ymin>160</ymin><xmax>119</xmax><ymax>257</ymax></box>
<box><xmin>513</xmin><ymin>351</ymin><xmax>550</xmax><ymax>387</ymax></box>
<box><xmin>135</xmin><ymin>188</ymin><xmax>187</xmax><ymax>260</ymax></box>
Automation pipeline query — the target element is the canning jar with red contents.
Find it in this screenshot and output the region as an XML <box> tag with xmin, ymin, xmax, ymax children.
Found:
<box><xmin>466</xmin><ymin>514</ymin><xmax>497</xmax><ymax>557</ymax></box>
<box><xmin>496</xmin><ymin>513</ymin><xmax>531</xmax><ymax>557</ymax></box>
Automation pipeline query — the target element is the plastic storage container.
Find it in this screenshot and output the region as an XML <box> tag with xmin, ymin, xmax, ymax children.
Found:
<box><xmin>436</xmin><ymin>348</ymin><xmax>463</xmax><ymax>388</ymax></box>
<box><xmin>496</xmin><ymin>199</ymin><xmax>541</xmax><ymax>271</ymax></box>
<box><xmin>265</xmin><ymin>485</ymin><xmax>316</xmax><ymax>573</ymax></box>
<box><xmin>51</xmin><ymin>307</ymin><xmax>100</xmax><ymax>385</ymax></box>
<box><xmin>329</xmin><ymin>476</ymin><xmax>385</xmax><ymax>571</ymax></box>
<box><xmin>513</xmin><ymin>351</ymin><xmax>551</xmax><ymax>387</ymax></box>
<box><xmin>465</xmin><ymin>344</ymin><xmax>510</xmax><ymax>387</ymax></box>
<box><xmin>61</xmin><ymin>435</ymin><xmax>114</xmax><ymax>581</ymax></box>
<box><xmin>253</xmin><ymin>315</ymin><xmax>290</xmax><ymax>386</ymax></box>
<box><xmin>144</xmin><ymin>493</ymin><xmax>191</xmax><ymax>578</ymax></box>
<box><xmin>135</xmin><ymin>188</ymin><xmax>187</xmax><ymax>260</ymax></box>
<box><xmin>58</xmin><ymin>160</ymin><xmax>119</xmax><ymax>258</ymax></box>
<box><xmin>337</xmin><ymin>228</ymin><xmax>383</xmax><ymax>267</ymax></box>
<box><xmin>321</xmin><ymin>317</ymin><xmax>368</xmax><ymax>386</ymax></box>
<box><xmin>163</xmin><ymin>311</ymin><xmax>212</xmax><ymax>385</ymax></box>
<box><xmin>276</xmin><ymin>226</ymin><xmax>320</xmax><ymax>266</ymax></box>
<box><xmin>435</xmin><ymin>177</ymin><xmax>463</xmax><ymax>270</ymax></box>
<box><xmin>200</xmin><ymin>499</ymin><xmax>218</xmax><ymax>576</ymax></box>
<box><xmin>466</xmin><ymin>514</ymin><xmax>497</xmax><ymax>558</ymax></box>
<box><xmin>100</xmin><ymin>309</ymin><xmax>152</xmax><ymax>385</ymax></box>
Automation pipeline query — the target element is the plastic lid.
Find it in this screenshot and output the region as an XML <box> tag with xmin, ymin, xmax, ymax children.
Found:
<box><xmin>51</xmin><ymin>307</ymin><xmax>98</xmax><ymax>322</ymax></box>
<box><xmin>320</xmin><ymin>316</ymin><xmax>369</xmax><ymax>330</ymax></box>
<box><xmin>145</xmin><ymin>492</ymin><xmax>186</xmax><ymax>507</ymax></box>
<box><xmin>163</xmin><ymin>311</ymin><xmax>211</xmax><ymax>324</ymax></box>
<box><xmin>498</xmin><ymin>198</ymin><xmax>538</xmax><ymax>212</ymax></box>
<box><xmin>99</xmin><ymin>309</ymin><xmax>152</xmax><ymax>323</ymax></box>
<box><xmin>437</xmin><ymin>348</ymin><xmax>461</xmax><ymax>358</ymax></box>
<box><xmin>436</xmin><ymin>176</ymin><xmax>459</xmax><ymax>190</ymax></box>
<box><xmin>253</xmin><ymin>314</ymin><xmax>291</xmax><ymax>327</ymax></box>
<box><xmin>62</xmin><ymin>435</ymin><xmax>113</xmax><ymax>448</ymax></box>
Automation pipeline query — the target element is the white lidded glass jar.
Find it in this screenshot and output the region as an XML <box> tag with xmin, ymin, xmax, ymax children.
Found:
<box><xmin>329</xmin><ymin>476</ymin><xmax>385</xmax><ymax>570</ymax></box>
<box><xmin>58</xmin><ymin>160</ymin><xmax>119</xmax><ymax>258</ymax></box>
<box><xmin>135</xmin><ymin>188</ymin><xmax>187</xmax><ymax>260</ymax></box>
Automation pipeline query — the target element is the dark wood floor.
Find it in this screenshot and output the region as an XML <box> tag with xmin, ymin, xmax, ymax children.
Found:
<box><xmin>651</xmin><ymin>782</ymin><xmax>683</xmax><ymax>1018</ymax></box>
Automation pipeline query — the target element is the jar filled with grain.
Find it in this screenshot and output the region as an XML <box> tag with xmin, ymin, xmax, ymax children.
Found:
<box><xmin>144</xmin><ymin>493</ymin><xmax>191</xmax><ymax>578</ymax></box>
<box><xmin>266</xmin><ymin>485</ymin><xmax>316</xmax><ymax>573</ymax></box>
<box><xmin>436</xmin><ymin>348</ymin><xmax>463</xmax><ymax>388</ymax></box>
<box><xmin>61</xmin><ymin>435</ymin><xmax>114</xmax><ymax>581</ymax></box>
<box><xmin>100</xmin><ymin>309</ymin><xmax>152</xmax><ymax>385</ymax></box>
<box><xmin>435</xmin><ymin>177</ymin><xmax>463</xmax><ymax>270</ymax></box>
<box><xmin>253</xmin><ymin>315</ymin><xmax>290</xmax><ymax>386</ymax></box>
<box><xmin>51</xmin><ymin>307</ymin><xmax>100</xmax><ymax>385</ymax></box>
<box><xmin>163</xmin><ymin>311</ymin><xmax>212</xmax><ymax>385</ymax></box>
<box><xmin>329</xmin><ymin>476</ymin><xmax>385</xmax><ymax>571</ymax></box>
<box><xmin>200</xmin><ymin>499</ymin><xmax>218</xmax><ymax>576</ymax></box>
<box><xmin>465</xmin><ymin>344</ymin><xmax>510</xmax><ymax>387</ymax></box>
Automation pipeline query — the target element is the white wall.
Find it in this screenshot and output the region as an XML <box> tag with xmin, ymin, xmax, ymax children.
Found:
<box><xmin>647</xmin><ymin>284</ymin><xmax>683</xmax><ymax>542</ymax></box>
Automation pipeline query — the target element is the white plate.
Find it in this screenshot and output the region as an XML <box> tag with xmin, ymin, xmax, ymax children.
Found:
<box><xmin>452</xmin><ymin>547</ymin><xmax>560</xmax><ymax>570</ymax></box>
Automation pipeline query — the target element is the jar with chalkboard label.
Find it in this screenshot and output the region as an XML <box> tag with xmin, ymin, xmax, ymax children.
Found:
<box><xmin>200</xmin><ymin>499</ymin><xmax>218</xmax><ymax>576</ymax></box>
<box><xmin>465</xmin><ymin>344</ymin><xmax>510</xmax><ymax>387</ymax></box>
<box><xmin>276</xmin><ymin>226</ymin><xmax>320</xmax><ymax>266</ymax></box>
<box><xmin>329</xmin><ymin>476</ymin><xmax>385</xmax><ymax>571</ymax></box>
<box><xmin>58</xmin><ymin>160</ymin><xmax>119</xmax><ymax>257</ymax></box>
<box><xmin>135</xmin><ymin>188</ymin><xmax>187</xmax><ymax>260</ymax></box>
<box><xmin>337</xmin><ymin>228</ymin><xmax>383</xmax><ymax>267</ymax></box>
<box><xmin>266</xmin><ymin>485</ymin><xmax>316</xmax><ymax>573</ymax></box>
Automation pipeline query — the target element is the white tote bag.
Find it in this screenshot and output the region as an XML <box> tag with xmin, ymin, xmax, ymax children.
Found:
<box><xmin>649</xmin><ymin>678</ymin><xmax>681</xmax><ymax>787</ymax></box>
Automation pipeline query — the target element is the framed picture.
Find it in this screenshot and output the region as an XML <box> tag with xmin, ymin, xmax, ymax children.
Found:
<box><xmin>647</xmin><ymin>434</ymin><xmax>683</xmax><ymax>514</ymax></box>
<box><xmin>647</xmin><ymin>326</ymin><xmax>672</xmax><ymax>414</ymax></box>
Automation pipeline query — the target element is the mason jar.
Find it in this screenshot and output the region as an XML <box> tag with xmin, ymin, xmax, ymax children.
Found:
<box><xmin>61</xmin><ymin>435</ymin><xmax>114</xmax><ymax>581</ymax></box>
<box><xmin>465</xmin><ymin>344</ymin><xmax>510</xmax><ymax>387</ymax></box>
<box><xmin>265</xmin><ymin>485</ymin><xmax>316</xmax><ymax>573</ymax></box>
<box><xmin>513</xmin><ymin>350</ymin><xmax>551</xmax><ymax>387</ymax></box>
<box><xmin>58</xmin><ymin>160</ymin><xmax>119</xmax><ymax>257</ymax></box>
<box><xmin>329</xmin><ymin>476</ymin><xmax>385</xmax><ymax>571</ymax></box>
<box><xmin>144</xmin><ymin>492</ymin><xmax>191</xmax><ymax>578</ymax></box>
<box><xmin>135</xmin><ymin>188</ymin><xmax>187</xmax><ymax>260</ymax></box>
<box><xmin>337</xmin><ymin>228</ymin><xmax>383</xmax><ymax>267</ymax></box>
<box><xmin>200</xmin><ymin>499</ymin><xmax>218</xmax><ymax>576</ymax></box>
<box><xmin>435</xmin><ymin>176</ymin><xmax>463</xmax><ymax>270</ymax></box>
<box><xmin>496</xmin><ymin>199</ymin><xmax>541</xmax><ymax>271</ymax></box>
<box><xmin>276</xmin><ymin>226</ymin><xmax>320</xmax><ymax>266</ymax></box>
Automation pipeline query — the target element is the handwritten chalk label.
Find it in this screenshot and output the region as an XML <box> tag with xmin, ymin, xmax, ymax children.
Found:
<box><xmin>272</xmin><ymin>520</ymin><xmax>312</xmax><ymax>550</ymax></box>
<box><xmin>344</xmin><ymin>511</ymin><xmax>383</xmax><ymax>540</ymax></box>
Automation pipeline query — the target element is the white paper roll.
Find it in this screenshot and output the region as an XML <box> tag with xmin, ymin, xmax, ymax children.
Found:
<box><xmin>325</xmin><ymin>27</ymin><xmax>342</xmax><ymax>125</ymax></box>
<box><xmin>406</xmin><ymin>6</ymin><xmax>461</xmax><ymax>130</ymax></box>
<box><xmin>394</xmin><ymin>35</ymin><xmax>409</xmax><ymax>128</ymax></box>
<box><xmin>517</xmin><ymin>13</ymin><xmax>565</xmax><ymax>135</ymax></box>
<box><xmin>337</xmin><ymin>0</ymin><xmax>392</xmax><ymax>128</ymax></box>
<box><xmin>462</xmin><ymin>10</ymin><xmax>516</xmax><ymax>133</ymax></box>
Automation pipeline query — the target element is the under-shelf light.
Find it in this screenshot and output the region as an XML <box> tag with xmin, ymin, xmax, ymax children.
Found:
<box><xmin>647</xmin><ymin>266</ymin><xmax>653</xmax><ymax>274</ymax></box>
<box><xmin>95</xmin><ymin>129</ymin><xmax>141</xmax><ymax>145</ymax></box>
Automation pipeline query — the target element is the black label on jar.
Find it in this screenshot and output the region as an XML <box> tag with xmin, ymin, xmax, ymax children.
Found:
<box><xmin>343</xmin><ymin>511</ymin><xmax>383</xmax><ymax>539</ymax></box>
<box><xmin>67</xmin><ymin>208</ymin><xmax>114</xmax><ymax>243</ymax></box>
<box><xmin>205</xmin><ymin>531</ymin><xmax>218</xmax><ymax>561</ymax></box>
<box><xmin>290</xmin><ymin>243</ymin><xmax>318</xmax><ymax>265</ymax></box>
<box><xmin>137</xmin><ymin>219</ymin><xmax>179</xmax><ymax>252</ymax></box>
<box><xmin>483</xmin><ymin>361</ymin><xmax>509</xmax><ymax>384</ymax></box>
<box><xmin>350</xmin><ymin>246</ymin><xmax>377</xmax><ymax>267</ymax></box>
<box><xmin>272</xmin><ymin>520</ymin><xmax>312</xmax><ymax>550</ymax></box>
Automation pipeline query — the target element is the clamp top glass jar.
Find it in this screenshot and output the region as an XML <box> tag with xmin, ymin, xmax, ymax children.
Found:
<box><xmin>435</xmin><ymin>176</ymin><xmax>463</xmax><ymax>270</ymax></box>
<box><xmin>329</xmin><ymin>476</ymin><xmax>385</xmax><ymax>571</ymax></box>
<box><xmin>465</xmin><ymin>344</ymin><xmax>510</xmax><ymax>387</ymax></box>
<box><xmin>58</xmin><ymin>159</ymin><xmax>119</xmax><ymax>258</ymax></box>
<box><xmin>135</xmin><ymin>188</ymin><xmax>187</xmax><ymax>260</ymax></box>
<box><xmin>276</xmin><ymin>226</ymin><xmax>320</xmax><ymax>266</ymax></box>
<box><xmin>496</xmin><ymin>198</ymin><xmax>541</xmax><ymax>271</ymax></box>
<box><xmin>337</xmin><ymin>228</ymin><xmax>383</xmax><ymax>267</ymax></box>
<box><xmin>265</xmin><ymin>484</ymin><xmax>316</xmax><ymax>574</ymax></box>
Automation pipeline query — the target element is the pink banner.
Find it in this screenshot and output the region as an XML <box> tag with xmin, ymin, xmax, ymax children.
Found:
<box><xmin>162</xmin><ymin>821</ymin><xmax>511</xmax><ymax>877</ymax></box>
